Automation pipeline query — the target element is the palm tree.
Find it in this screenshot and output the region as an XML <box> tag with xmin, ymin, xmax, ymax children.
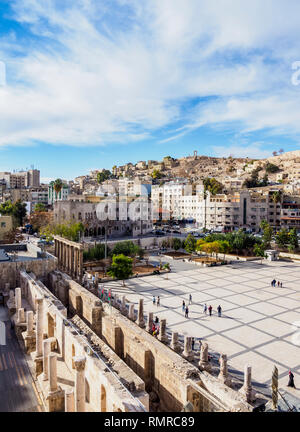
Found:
<box><xmin>271</xmin><ymin>191</ymin><xmax>282</xmax><ymax>204</ymax></box>
<box><xmin>53</xmin><ymin>179</ymin><xmax>63</xmax><ymax>201</ymax></box>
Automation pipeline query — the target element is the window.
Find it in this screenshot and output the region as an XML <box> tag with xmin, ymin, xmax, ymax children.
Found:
<box><xmin>1</xmin><ymin>222</ymin><xmax>6</xmax><ymax>228</ymax></box>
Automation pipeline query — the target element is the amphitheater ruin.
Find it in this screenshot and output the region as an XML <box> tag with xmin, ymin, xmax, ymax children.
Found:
<box><xmin>0</xmin><ymin>237</ymin><xmax>269</xmax><ymax>412</ymax></box>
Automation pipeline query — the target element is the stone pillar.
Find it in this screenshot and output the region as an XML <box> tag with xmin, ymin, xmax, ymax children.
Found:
<box><xmin>65</xmin><ymin>388</ymin><xmax>75</xmax><ymax>412</ymax></box>
<box><xmin>26</xmin><ymin>310</ymin><xmax>34</xmax><ymax>334</ymax></box>
<box><xmin>49</xmin><ymin>352</ymin><xmax>58</xmax><ymax>392</ymax></box>
<box><xmin>78</xmin><ymin>248</ymin><xmax>83</xmax><ymax>283</ymax></box>
<box><xmin>17</xmin><ymin>308</ymin><xmax>25</xmax><ymax>324</ymax></box>
<box><xmin>198</xmin><ymin>343</ymin><xmax>211</xmax><ymax>372</ymax></box>
<box><xmin>121</xmin><ymin>296</ymin><xmax>127</xmax><ymax>316</ymax></box>
<box><xmin>46</xmin><ymin>352</ymin><xmax>64</xmax><ymax>412</ymax></box>
<box><xmin>218</xmin><ymin>354</ymin><xmax>231</xmax><ymax>387</ymax></box>
<box><xmin>73</xmin><ymin>356</ymin><xmax>86</xmax><ymax>412</ymax></box>
<box><xmin>35</xmin><ymin>298</ymin><xmax>44</xmax><ymax>357</ymax></box>
<box><xmin>239</xmin><ymin>364</ymin><xmax>255</xmax><ymax>402</ymax></box>
<box><xmin>128</xmin><ymin>304</ymin><xmax>136</xmax><ymax>321</ymax></box>
<box><xmin>147</xmin><ymin>312</ymin><xmax>153</xmax><ymax>333</ymax></box>
<box><xmin>171</xmin><ymin>332</ymin><xmax>182</xmax><ymax>353</ymax></box>
<box><xmin>182</xmin><ymin>336</ymin><xmax>194</xmax><ymax>361</ymax></box>
<box><xmin>24</xmin><ymin>310</ymin><xmax>36</xmax><ymax>353</ymax></box>
<box><xmin>137</xmin><ymin>299</ymin><xmax>145</xmax><ymax>328</ymax></box>
<box><xmin>15</xmin><ymin>287</ymin><xmax>22</xmax><ymax>311</ymax></box>
<box><xmin>158</xmin><ymin>319</ymin><xmax>168</xmax><ymax>343</ymax></box>
<box><xmin>42</xmin><ymin>339</ymin><xmax>52</xmax><ymax>381</ymax></box>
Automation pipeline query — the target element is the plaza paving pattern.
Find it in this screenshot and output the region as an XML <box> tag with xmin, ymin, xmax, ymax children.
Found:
<box><xmin>106</xmin><ymin>258</ymin><xmax>300</xmax><ymax>400</ymax></box>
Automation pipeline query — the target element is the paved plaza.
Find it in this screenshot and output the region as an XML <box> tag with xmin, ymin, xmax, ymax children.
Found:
<box><xmin>107</xmin><ymin>257</ymin><xmax>300</xmax><ymax>400</ymax></box>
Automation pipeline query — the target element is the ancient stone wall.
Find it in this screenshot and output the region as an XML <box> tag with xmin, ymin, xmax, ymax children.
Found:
<box><xmin>48</xmin><ymin>271</ymin><xmax>253</xmax><ymax>412</ymax></box>
<box><xmin>17</xmin><ymin>271</ymin><xmax>148</xmax><ymax>412</ymax></box>
<box><xmin>0</xmin><ymin>255</ymin><xmax>57</xmax><ymax>292</ymax></box>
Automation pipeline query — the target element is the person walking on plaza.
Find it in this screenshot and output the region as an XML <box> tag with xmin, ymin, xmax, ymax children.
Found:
<box><xmin>157</xmin><ymin>296</ymin><xmax>160</xmax><ymax>307</ymax></box>
<box><xmin>155</xmin><ymin>316</ymin><xmax>159</xmax><ymax>324</ymax></box>
<box><xmin>277</xmin><ymin>281</ymin><xmax>280</xmax><ymax>287</ymax></box>
<box><xmin>185</xmin><ymin>306</ymin><xmax>189</xmax><ymax>318</ymax></box>
<box><xmin>280</xmin><ymin>282</ymin><xmax>283</xmax><ymax>288</ymax></box>
<box><xmin>217</xmin><ymin>305</ymin><xmax>222</xmax><ymax>317</ymax></box>
<box><xmin>208</xmin><ymin>305</ymin><xmax>212</xmax><ymax>316</ymax></box>
<box><xmin>203</xmin><ymin>303</ymin><xmax>207</xmax><ymax>314</ymax></box>
<box><xmin>153</xmin><ymin>295</ymin><xmax>155</xmax><ymax>305</ymax></box>
<box><xmin>182</xmin><ymin>300</ymin><xmax>186</xmax><ymax>313</ymax></box>
<box><xmin>191</xmin><ymin>338</ymin><xmax>195</xmax><ymax>351</ymax></box>
<box><xmin>189</xmin><ymin>294</ymin><xmax>192</xmax><ymax>305</ymax></box>
<box><xmin>288</xmin><ymin>370</ymin><xmax>296</xmax><ymax>388</ymax></box>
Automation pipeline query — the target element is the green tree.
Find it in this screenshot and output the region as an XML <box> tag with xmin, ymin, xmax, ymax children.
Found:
<box><xmin>275</xmin><ymin>229</ymin><xmax>289</xmax><ymax>249</ymax></box>
<box><xmin>184</xmin><ymin>234</ymin><xmax>196</xmax><ymax>254</ymax></box>
<box><xmin>254</xmin><ymin>243</ymin><xmax>267</xmax><ymax>264</ymax></box>
<box><xmin>265</xmin><ymin>163</ymin><xmax>280</xmax><ymax>174</ymax></box>
<box><xmin>260</xmin><ymin>221</ymin><xmax>273</xmax><ymax>248</ymax></box>
<box><xmin>151</xmin><ymin>169</ymin><xmax>162</xmax><ymax>180</ymax></box>
<box><xmin>111</xmin><ymin>241</ymin><xmax>142</xmax><ymax>257</ymax></box>
<box><xmin>288</xmin><ymin>228</ymin><xmax>299</xmax><ymax>252</ymax></box>
<box><xmin>172</xmin><ymin>237</ymin><xmax>182</xmax><ymax>251</ymax></box>
<box><xmin>0</xmin><ymin>200</ymin><xmax>27</xmax><ymax>226</ymax></box>
<box><xmin>53</xmin><ymin>179</ymin><xmax>63</xmax><ymax>200</ymax></box>
<box><xmin>34</xmin><ymin>203</ymin><xmax>46</xmax><ymax>212</ymax></box>
<box><xmin>97</xmin><ymin>170</ymin><xmax>111</xmax><ymax>184</ymax></box>
<box><xmin>271</xmin><ymin>191</ymin><xmax>282</xmax><ymax>204</ymax></box>
<box><xmin>108</xmin><ymin>254</ymin><xmax>133</xmax><ymax>286</ymax></box>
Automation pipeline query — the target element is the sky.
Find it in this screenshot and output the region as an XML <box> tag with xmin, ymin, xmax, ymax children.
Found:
<box><xmin>0</xmin><ymin>0</ymin><xmax>300</xmax><ymax>182</ymax></box>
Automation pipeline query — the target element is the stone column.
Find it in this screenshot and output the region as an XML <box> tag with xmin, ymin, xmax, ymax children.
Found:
<box><xmin>73</xmin><ymin>356</ymin><xmax>86</xmax><ymax>412</ymax></box>
<box><xmin>65</xmin><ymin>388</ymin><xmax>75</xmax><ymax>412</ymax></box>
<box><xmin>121</xmin><ymin>296</ymin><xmax>127</xmax><ymax>316</ymax></box>
<box><xmin>42</xmin><ymin>339</ymin><xmax>52</xmax><ymax>381</ymax></box>
<box><xmin>182</xmin><ymin>336</ymin><xmax>194</xmax><ymax>361</ymax></box>
<box><xmin>129</xmin><ymin>304</ymin><xmax>136</xmax><ymax>321</ymax></box>
<box><xmin>15</xmin><ymin>287</ymin><xmax>22</xmax><ymax>311</ymax></box>
<box><xmin>158</xmin><ymin>319</ymin><xmax>168</xmax><ymax>343</ymax></box>
<box><xmin>78</xmin><ymin>248</ymin><xmax>83</xmax><ymax>283</ymax></box>
<box><xmin>137</xmin><ymin>299</ymin><xmax>145</xmax><ymax>328</ymax></box>
<box><xmin>198</xmin><ymin>343</ymin><xmax>211</xmax><ymax>372</ymax></box>
<box><xmin>171</xmin><ymin>332</ymin><xmax>182</xmax><ymax>353</ymax></box>
<box><xmin>49</xmin><ymin>352</ymin><xmax>58</xmax><ymax>392</ymax></box>
<box><xmin>218</xmin><ymin>354</ymin><xmax>231</xmax><ymax>386</ymax></box>
<box><xmin>147</xmin><ymin>312</ymin><xmax>153</xmax><ymax>333</ymax></box>
<box><xmin>26</xmin><ymin>311</ymin><xmax>34</xmax><ymax>334</ymax></box>
<box><xmin>17</xmin><ymin>308</ymin><xmax>25</xmax><ymax>324</ymax></box>
<box><xmin>35</xmin><ymin>297</ymin><xmax>44</xmax><ymax>358</ymax></box>
<box><xmin>239</xmin><ymin>364</ymin><xmax>255</xmax><ymax>402</ymax></box>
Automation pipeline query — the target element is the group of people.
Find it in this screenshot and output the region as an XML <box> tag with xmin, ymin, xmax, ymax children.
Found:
<box><xmin>271</xmin><ymin>279</ymin><xmax>283</xmax><ymax>288</ymax></box>
<box><xmin>151</xmin><ymin>316</ymin><xmax>160</xmax><ymax>337</ymax></box>
<box><xmin>181</xmin><ymin>300</ymin><xmax>222</xmax><ymax>318</ymax></box>
<box><xmin>152</xmin><ymin>296</ymin><xmax>160</xmax><ymax>306</ymax></box>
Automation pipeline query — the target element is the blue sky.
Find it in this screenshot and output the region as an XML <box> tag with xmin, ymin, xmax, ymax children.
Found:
<box><xmin>0</xmin><ymin>0</ymin><xmax>300</xmax><ymax>181</ymax></box>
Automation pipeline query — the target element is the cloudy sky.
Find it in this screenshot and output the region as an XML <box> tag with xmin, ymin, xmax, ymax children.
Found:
<box><xmin>0</xmin><ymin>0</ymin><xmax>300</xmax><ymax>180</ymax></box>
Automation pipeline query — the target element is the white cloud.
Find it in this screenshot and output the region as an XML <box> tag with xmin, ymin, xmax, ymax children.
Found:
<box><xmin>212</xmin><ymin>142</ymin><xmax>272</xmax><ymax>159</ymax></box>
<box><xmin>0</xmin><ymin>0</ymin><xmax>299</xmax><ymax>148</ymax></box>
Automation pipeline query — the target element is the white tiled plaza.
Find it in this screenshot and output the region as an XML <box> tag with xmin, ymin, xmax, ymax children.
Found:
<box><xmin>106</xmin><ymin>257</ymin><xmax>300</xmax><ymax>399</ymax></box>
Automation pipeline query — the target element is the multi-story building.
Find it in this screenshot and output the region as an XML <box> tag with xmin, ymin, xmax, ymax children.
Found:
<box><xmin>0</xmin><ymin>169</ymin><xmax>40</xmax><ymax>189</ymax></box>
<box><xmin>54</xmin><ymin>197</ymin><xmax>153</xmax><ymax>238</ymax></box>
<box><xmin>280</xmin><ymin>198</ymin><xmax>300</xmax><ymax>231</ymax></box>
